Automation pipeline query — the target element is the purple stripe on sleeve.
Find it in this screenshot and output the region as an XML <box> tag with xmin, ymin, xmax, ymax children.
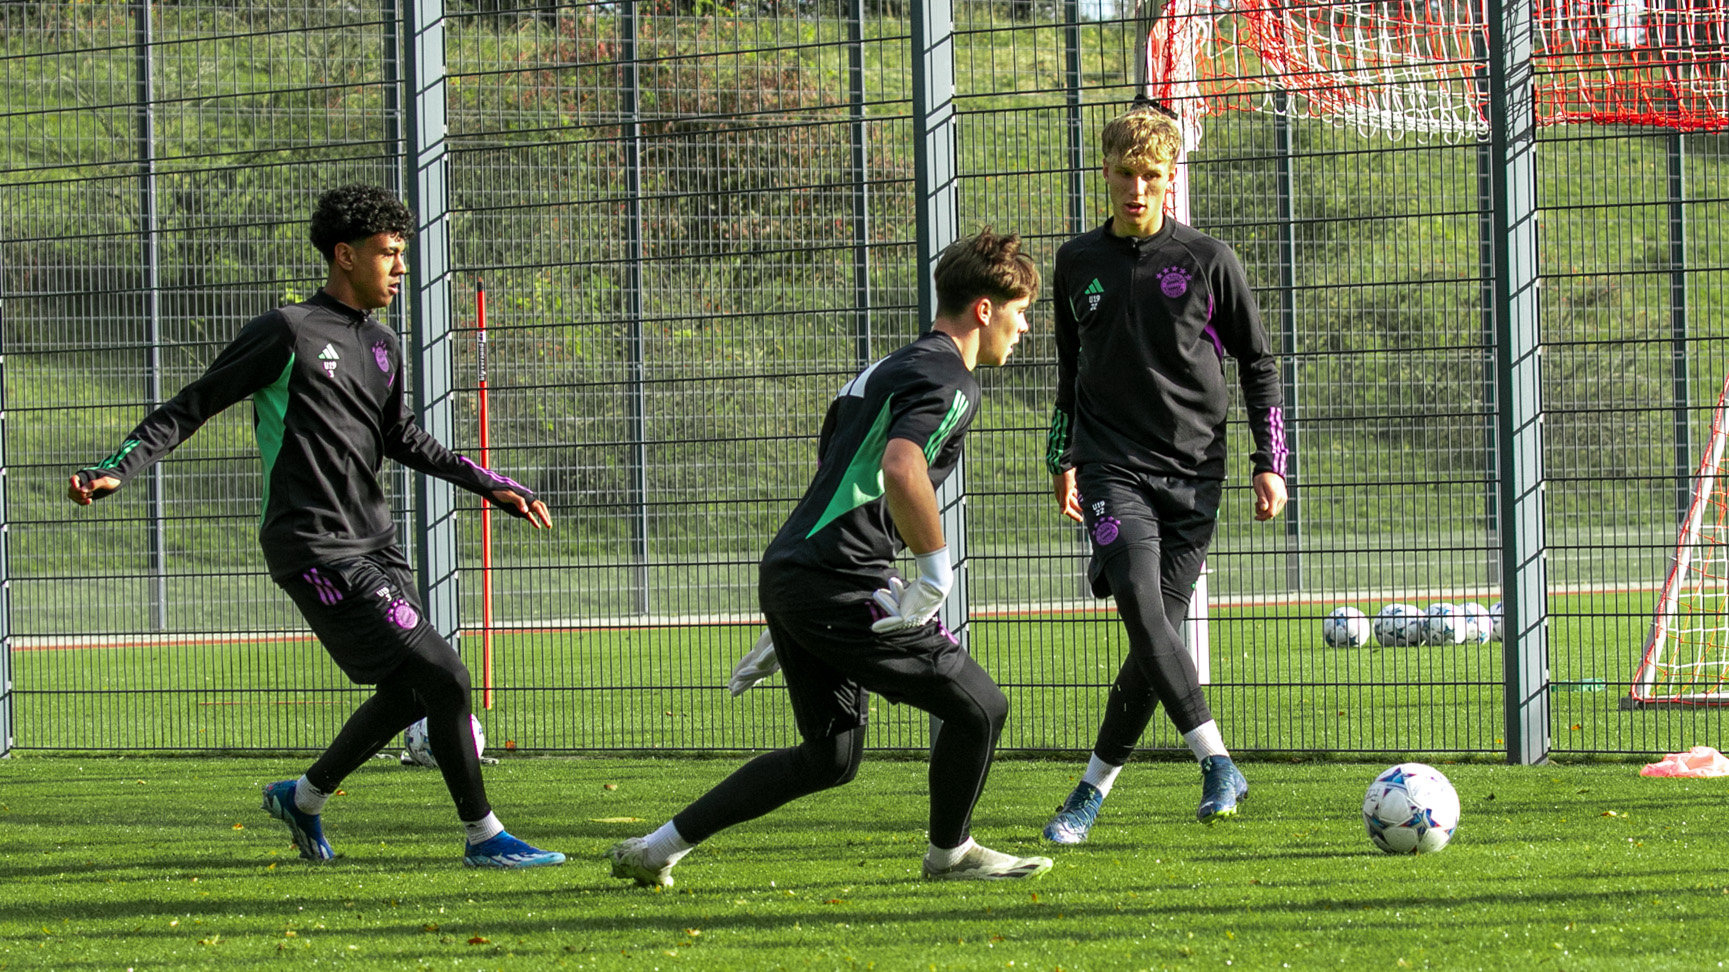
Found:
<box><xmin>1200</xmin><ymin>322</ymin><xmax>1225</xmax><ymax>361</ymax></box>
<box><xmin>1267</xmin><ymin>407</ymin><xmax>1289</xmax><ymax>478</ymax></box>
<box><xmin>459</xmin><ymin>456</ymin><xmax>529</xmax><ymax>495</ymax></box>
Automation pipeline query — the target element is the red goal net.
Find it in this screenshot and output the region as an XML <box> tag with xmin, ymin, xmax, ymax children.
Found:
<box><xmin>1146</xmin><ymin>0</ymin><xmax>1729</xmax><ymax>141</ymax></box>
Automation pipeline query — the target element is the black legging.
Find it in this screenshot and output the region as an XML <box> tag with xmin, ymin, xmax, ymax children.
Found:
<box><xmin>673</xmin><ymin>653</ymin><xmax>1008</xmax><ymax>849</ymax></box>
<box><xmin>1092</xmin><ymin>543</ymin><xmax>1213</xmax><ymax>766</ymax></box>
<box><xmin>304</xmin><ymin>637</ymin><xmax>490</xmax><ymax>823</ymax></box>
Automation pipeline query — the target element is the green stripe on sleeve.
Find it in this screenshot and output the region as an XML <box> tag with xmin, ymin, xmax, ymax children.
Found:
<box><xmin>1045</xmin><ymin>407</ymin><xmax>1071</xmax><ymax>474</ymax></box>
<box><xmin>251</xmin><ymin>354</ymin><xmax>295</xmax><ymax>525</ymax></box>
<box><xmin>921</xmin><ymin>389</ymin><xmax>970</xmax><ymax>464</ymax></box>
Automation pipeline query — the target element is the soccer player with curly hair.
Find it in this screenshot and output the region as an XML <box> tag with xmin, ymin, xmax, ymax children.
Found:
<box><xmin>69</xmin><ymin>184</ymin><xmax>564</xmax><ymax>869</ymax></box>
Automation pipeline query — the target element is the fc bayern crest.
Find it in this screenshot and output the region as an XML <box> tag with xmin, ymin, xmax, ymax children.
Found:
<box><xmin>1156</xmin><ymin>266</ymin><xmax>1191</xmax><ymax>298</ymax></box>
<box><xmin>373</xmin><ymin>340</ymin><xmax>390</xmax><ymax>372</ymax></box>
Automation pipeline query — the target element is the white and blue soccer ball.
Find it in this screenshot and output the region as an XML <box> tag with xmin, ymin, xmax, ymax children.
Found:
<box><xmin>1363</xmin><ymin>762</ymin><xmax>1460</xmax><ymax>854</ymax></box>
<box><xmin>1489</xmin><ymin>602</ymin><xmax>1504</xmax><ymax>642</ymax></box>
<box><xmin>1373</xmin><ymin>603</ymin><xmax>1425</xmax><ymax>647</ymax></box>
<box><xmin>404</xmin><ymin>715</ymin><xmax>486</xmax><ymax>769</ymax></box>
<box><xmin>1458</xmin><ymin>602</ymin><xmax>1494</xmax><ymax>644</ymax></box>
<box><xmin>1422</xmin><ymin>603</ymin><xmax>1465</xmax><ymax>646</ymax></box>
<box><xmin>1322</xmin><ymin>606</ymin><xmax>1372</xmax><ymax>648</ymax></box>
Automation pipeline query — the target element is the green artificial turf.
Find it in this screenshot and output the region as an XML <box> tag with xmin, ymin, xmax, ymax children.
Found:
<box><xmin>15</xmin><ymin>588</ymin><xmax>1724</xmax><ymax>759</ymax></box>
<box><xmin>2</xmin><ymin>754</ymin><xmax>1724</xmax><ymax>971</ymax></box>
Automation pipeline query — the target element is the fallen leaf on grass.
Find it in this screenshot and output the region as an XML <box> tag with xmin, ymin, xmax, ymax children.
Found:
<box><xmin>468</xmin><ymin>936</ymin><xmax>490</xmax><ymax>945</ymax></box>
<box><xmin>603</xmin><ymin>783</ymin><xmax>618</xmax><ymax>791</ymax></box>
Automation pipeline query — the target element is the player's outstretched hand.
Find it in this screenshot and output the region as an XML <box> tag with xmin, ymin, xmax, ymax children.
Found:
<box><xmin>490</xmin><ymin>489</ymin><xmax>553</xmax><ymax>528</ymax></box>
<box><xmin>869</xmin><ymin>575</ymin><xmax>950</xmax><ymax>633</ymax></box>
<box><xmin>728</xmin><ymin>628</ymin><xmax>780</xmax><ymax>696</ymax></box>
<box><xmin>67</xmin><ymin>472</ymin><xmax>121</xmax><ymax>505</ymax></box>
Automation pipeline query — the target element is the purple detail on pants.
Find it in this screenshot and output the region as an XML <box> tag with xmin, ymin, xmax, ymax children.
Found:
<box><xmin>1093</xmin><ymin>516</ymin><xmax>1121</xmax><ymax>546</ymax></box>
<box><xmin>866</xmin><ymin>599</ymin><xmax>887</xmax><ymax>623</ymax></box>
<box><xmin>303</xmin><ymin>568</ymin><xmax>343</xmax><ymax>606</ymax></box>
<box><xmin>937</xmin><ymin>620</ymin><xmax>959</xmax><ymax>646</ymax></box>
<box><xmin>373</xmin><ymin>340</ymin><xmax>390</xmax><ymax>372</ymax></box>
<box><xmin>388</xmin><ymin>598</ymin><xmax>420</xmax><ymax>630</ymax></box>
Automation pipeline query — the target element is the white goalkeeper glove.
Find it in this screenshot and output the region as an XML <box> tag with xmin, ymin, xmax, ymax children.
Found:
<box><xmin>728</xmin><ymin>627</ymin><xmax>780</xmax><ymax>696</ymax></box>
<box><xmin>869</xmin><ymin>547</ymin><xmax>953</xmax><ymax>634</ymax></box>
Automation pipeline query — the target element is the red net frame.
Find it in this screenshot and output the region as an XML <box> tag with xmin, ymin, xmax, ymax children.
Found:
<box><xmin>1145</xmin><ymin>0</ymin><xmax>1729</xmax><ymax>141</ymax></box>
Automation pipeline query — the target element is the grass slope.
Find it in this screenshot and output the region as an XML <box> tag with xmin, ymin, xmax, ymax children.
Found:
<box><xmin>1</xmin><ymin>755</ymin><xmax>1724</xmax><ymax>971</ymax></box>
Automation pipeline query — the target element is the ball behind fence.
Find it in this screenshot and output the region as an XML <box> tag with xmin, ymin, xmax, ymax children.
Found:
<box><xmin>1373</xmin><ymin>603</ymin><xmax>1424</xmax><ymax>647</ymax></box>
<box><xmin>1322</xmin><ymin>606</ymin><xmax>1371</xmax><ymax>648</ymax></box>
<box><xmin>404</xmin><ymin>715</ymin><xmax>487</xmax><ymax>769</ymax></box>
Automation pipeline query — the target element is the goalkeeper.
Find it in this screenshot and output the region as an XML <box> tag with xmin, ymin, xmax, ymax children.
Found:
<box><xmin>1039</xmin><ymin>104</ymin><xmax>1287</xmax><ymax>844</ymax></box>
<box><xmin>607</xmin><ymin>228</ymin><xmax>1050</xmax><ymax>885</ymax></box>
<box><xmin>67</xmin><ymin>185</ymin><xmax>563</xmax><ymax>870</ymax></box>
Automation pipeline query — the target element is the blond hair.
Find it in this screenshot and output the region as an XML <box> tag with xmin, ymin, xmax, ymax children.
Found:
<box><xmin>1100</xmin><ymin>107</ymin><xmax>1182</xmax><ymax>170</ymax></box>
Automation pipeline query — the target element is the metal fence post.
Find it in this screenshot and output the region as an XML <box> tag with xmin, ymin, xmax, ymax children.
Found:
<box><xmin>849</xmin><ymin>0</ymin><xmax>873</xmax><ymax>369</ymax></box>
<box><xmin>404</xmin><ymin>0</ymin><xmax>461</xmax><ymax>646</ymax></box>
<box><xmin>1488</xmin><ymin>1</ymin><xmax>1550</xmax><ymax>766</ymax></box>
<box><xmin>1669</xmin><ymin>132</ymin><xmax>1691</xmax><ymax>526</ymax></box>
<box><xmin>383</xmin><ymin>0</ymin><xmax>415</xmax><ymax>553</ymax></box>
<box><xmin>1274</xmin><ymin>93</ymin><xmax>1300</xmax><ymax>592</ymax></box>
<box><xmin>0</xmin><ymin>248</ymin><xmax>10</xmax><ymax>756</ymax></box>
<box><xmin>136</xmin><ymin>0</ymin><xmax>168</xmax><ymax>631</ymax></box>
<box><xmin>621</xmin><ymin>0</ymin><xmax>651</xmax><ymax>616</ymax></box>
<box><xmin>913</xmin><ymin>0</ymin><xmax>960</xmax><ymax>640</ymax></box>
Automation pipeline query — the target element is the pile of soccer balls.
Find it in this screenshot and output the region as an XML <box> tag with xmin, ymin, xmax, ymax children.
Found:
<box><xmin>1322</xmin><ymin>602</ymin><xmax>1502</xmax><ymax>648</ymax></box>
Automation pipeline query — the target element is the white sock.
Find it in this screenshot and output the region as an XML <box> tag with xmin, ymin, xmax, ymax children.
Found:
<box><xmin>294</xmin><ymin>776</ymin><xmax>330</xmax><ymax>815</ymax></box>
<box><xmin>641</xmin><ymin>821</ymin><xmax>695</xmax><ymax>867</ymax></box>
<box><xmin>1184</xmin><ymin>721</ymin><xmax>1230</xmax><ymax>762</ymax></box>
<box><xmin>464</xmin><ymin>812</ymin><xmax>505</xmax><ymax>845</ymax></box>
<box><xmin>1079</xmin><ymin>755</ymin><xmax>1123</xmax><ymax>797</ymax></box>
<box><xmin>926</xmin><ymin>836</ymin><xmax>976</xmax><ymax>868</ymax></box>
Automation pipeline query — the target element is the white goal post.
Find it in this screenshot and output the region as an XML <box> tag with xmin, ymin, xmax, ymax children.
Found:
<box><xmin>1629</xmin><ymin>373</ymin><xmax>1729</xmax><ymax>704</ymax></box>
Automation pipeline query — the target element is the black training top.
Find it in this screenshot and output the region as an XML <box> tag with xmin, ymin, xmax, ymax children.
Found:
<box><xmin>78</xmin><ymin>290</ymin><xmax>536</xmax><ymax>579</ymax></box>
<box><xmin>759</xmin><ymin>330</ymin><xmax>979</xmax><ymax>608</ymax></box>
<box><xmin>1045</xmin><ymin>217</ymin><xmax>1286</xmax><ymax>482</ymax></box>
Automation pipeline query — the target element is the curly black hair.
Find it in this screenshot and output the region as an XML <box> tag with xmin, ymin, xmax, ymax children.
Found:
<box><xmin>308</xmin><ymin>185</ymin><xmax>417</xmax><ymax>260</ymax></box>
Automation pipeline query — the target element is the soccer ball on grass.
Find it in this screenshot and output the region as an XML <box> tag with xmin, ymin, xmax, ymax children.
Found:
<box><xmin>403</xmin><ymin>715</ymin><xmax>487</xmax><ymax>769</ymax></box>
<box><xmin>1458</xmin><ymin>602</ymin><xmax>1494</xmax><ymax>644</ymax></box>
<box><xmin>1422</xmin><ymin>603</ymin><xmax>1465</xmax><ymax>645</ymax></box>
<box><xmin>1362</xmin><ymin>762</ymin><xmax>1460</xmax><ymax>854</ymax></box>
<box><xmin>1372</xmin><ymin>603</ymin><xmax>1424</xmax><ymax>647</ymax></box>
<box><xmin>1322</xmin><ymin>606</ymin><xmax>1371</xmax><ymax>648</ymax></box>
